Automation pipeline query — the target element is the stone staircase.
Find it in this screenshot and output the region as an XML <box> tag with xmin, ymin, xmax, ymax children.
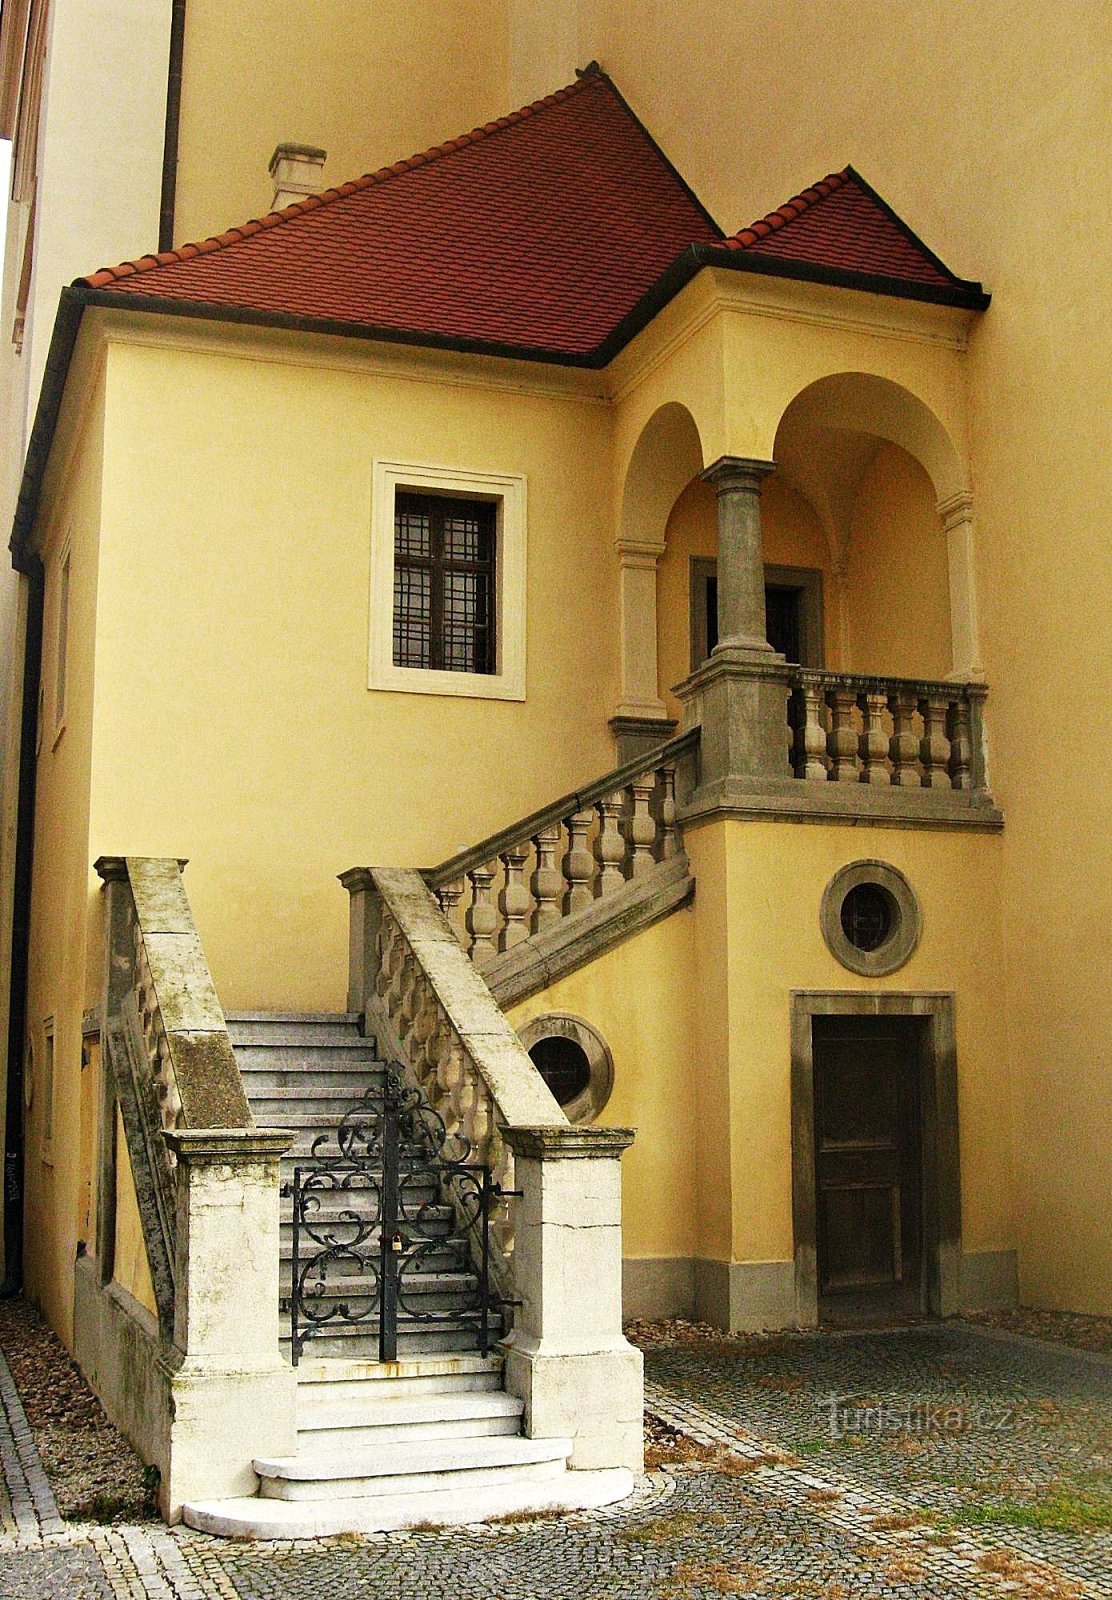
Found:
<box><xmin>180</xmin><ymin>1013</ymin><xmax>633</xmax><ymax>1537</ymax></box>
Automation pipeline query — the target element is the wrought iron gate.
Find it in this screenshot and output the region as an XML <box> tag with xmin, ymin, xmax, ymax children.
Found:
<box><xmin>286</xmin><ymin>1062</ymin><xmax>505</xmax><ymax>1365</ymax></box>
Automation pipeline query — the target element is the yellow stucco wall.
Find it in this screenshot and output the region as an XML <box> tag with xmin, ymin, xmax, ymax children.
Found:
<box><xmin>174</xmin><ymin>0</ymin><xmax>509</xmax><ymax>246</ymax></box>
<box><xmin>508</xmin><ymin>907</ymin><xmax>698</xmax><ymax>1263</ymax></box>
<box><xmin>685</xmin><ymin>818</ymin><xmax>1015</xmax><ymax>1270</ymax></box>
<box><xmin>88</xmin><ymin>327</ymin><xmax>617</xmax><ymax>1010</ymax></box>
<box><xmin>22</xmin><ymin>356</ymin><xmax>105</xmax><ymax>1342</ymax></box>
<box><xmin>567</xmin><ymin>0</ymin><xmax>1112</xmax><ymax>1314</ymax></box>
<box><xmin>112</xmin><ymin>1106</ymin><xmax>157</xmax><ymax>1318</ymax></box>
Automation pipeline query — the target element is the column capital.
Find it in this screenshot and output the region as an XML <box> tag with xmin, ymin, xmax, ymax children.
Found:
<box><xmin>937</xmin><ymin>489</ymin><xmax>974</xmax><ymax>530</ymax></box>
<box><xmin>502</xmin><ymin>1125</ymin><xmax>635</xmax><ymax>1161</ymax></box>
<box><xmin>701</xmin><ymin>455</ymin><xmax>776</xmax><ymax>494</ymax></box>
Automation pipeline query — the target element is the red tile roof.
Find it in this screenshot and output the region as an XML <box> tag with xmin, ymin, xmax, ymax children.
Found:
<box><xmin>79</xmin><ymin>68</ymin><xmax>723</xmax><ymax>360</ymax></box>
<box><xmin>75</xmin><ymin>74</ymin><xmax>986</xmax><ymax>366</ymax></box>
<box><xmin>716</xmin><ymin>167</ymin><xmax>964</xmax><ymax>291</ymax></box>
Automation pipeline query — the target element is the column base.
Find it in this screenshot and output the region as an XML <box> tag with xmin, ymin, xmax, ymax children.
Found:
<box><xmin>608</xmin><ymin>713</ymin><xmax>678</xmax><ymax>764</ymax></box>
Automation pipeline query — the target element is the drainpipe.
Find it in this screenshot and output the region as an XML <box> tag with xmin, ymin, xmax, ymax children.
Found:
<box><xmin>1</xmin><ymin>558</ymin><xmax>44</xmax><ymax>1294</ymax></box>
<box><xmin>158</xmin><ymin>0</ymin><xmax>187</xmax><ymax>253</ymax></box>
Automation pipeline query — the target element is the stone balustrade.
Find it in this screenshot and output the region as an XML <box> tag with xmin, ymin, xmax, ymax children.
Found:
<box><xmin>789</xmin><ymin>671</ymin><xmax>989</xmax><ymax>793</ymax></box>
<box><xmin>423</xmin><ymin>729</ymin><xmax>698</xmax><ymax>971</ymax></box>
<box><xmin>92</xmin><ymin>857</ymin><xmax>296</xmax><ymax>1516</ymax></box>
<box><xmin>342</xmin><ymin>865</ymin><xmax>643</xmax><ymax>1471</ymax></box>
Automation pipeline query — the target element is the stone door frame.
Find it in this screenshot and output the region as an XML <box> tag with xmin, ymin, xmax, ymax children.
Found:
<box><xmin>790</xmin><ymin>991</ymin><xmax>961</xmax><ymax>1326</ymax></box>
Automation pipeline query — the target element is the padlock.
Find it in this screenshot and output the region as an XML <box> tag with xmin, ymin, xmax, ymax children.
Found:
<box><xmin>390</xmin><ymin>1233</ymin><xmax>403</xmax><ymax>1253</ymax></box>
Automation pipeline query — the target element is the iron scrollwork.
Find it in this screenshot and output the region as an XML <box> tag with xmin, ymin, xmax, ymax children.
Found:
<box><xmin>288</xmin><ymin>1062</ymin><xmax>506</xmax><ymax>1365</ymax></box>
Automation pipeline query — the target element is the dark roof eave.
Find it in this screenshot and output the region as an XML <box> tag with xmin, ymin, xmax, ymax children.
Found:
<box><xmin>696</xmin><ymin>242</ymin><xmax>990</xmax><ymax>311</ymax></box>
<box><xmin>10</xmin><ymin>247</ymin><xmax>990</xmax><ymax>567</ymax></box>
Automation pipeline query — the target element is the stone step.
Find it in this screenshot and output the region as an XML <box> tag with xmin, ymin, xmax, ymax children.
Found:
<box><xmin>283</xmin><ymin>1320</ymin><xmax>494</xmax><ymax>1358</ymax></box>
<box><xmin>182</xmin><ymin>1468</ymin><xmax>634</xmax><ymax>1539</ymax></box>
<box><xmin>292</xmin><ymin>1353</ymin><xmax>505</xmax><ymax>1397</ymax></box>
<box><xmin>235</xmin><ymin>1044</ymin><xmax>383</xmax><ymax>1069</ymax></box>
<box><xmin>282</xmin><ymin>1272</ymin><xmax>480</xmax><ymax>1310</ymax></box>
<box><xmin>243</xmin><ymin>1066</ymin><xmax>384</xmax><ymax>1085</ymax></box>
<box><xmin>226</xmin><ymin>1013</ymin><xmax>366</xmax><ymax>1047</ymax></box>
<box><xmin>254</xmin><ymin>1434</ymin><xmax>573</xmax><ymax>1502</ymax></box>
<box><xmin>278</xmin><ymin>1200</ymin><xmax>453</xmax><ymax>1227</ymax></box>
<box><xmin>297</xmin><ymin>1389</ymin><xmax>524</xmax><ymax>1446</ymax></box>
<box><xmin>245</xmin><ymin>1082</ymin><xmax>384</xmax><ymax>1110</ymax></box>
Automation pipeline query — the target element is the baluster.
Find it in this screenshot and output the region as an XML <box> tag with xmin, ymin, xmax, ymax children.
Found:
<box><xmin>398</xmin><ymin>949</ymin><xmax>421</xmax><ymax>1030</ymax></box>
<box><xmin>491</xmin><ymin>1138</ymin><xmax>515</xmax><ymax>1257</ymax></box>
<box><xmin>435</xmin><ymin>876</ymin><xmax>465</xmax><ymax>928</ymax></box>
<box><xmin>465</xmin><ymin>863</ymin><xmax>498</xmax><ymax>967</ymax></box>
<box><xmin>947</xmin><ymin>696</ymin><xmax>972</xmax><ymax>790</ymax></box>
<box><xmin>827</xmin><ymin>687</ymin><xmax>860</xmax><ymax>782</ymax></box>
<box><xmin>469</xmin><ymin>1083</ymin><xmax>493</xmax><ymax>1162</ymax></box>
<box><xmin>498</xmin><ymin>843</ymin><xmax>531</xmax><ymax>950</ymax></box>
<box><xmin>657</xmin><ymin>762</ymin><xmax>679</xmax><ymax>859</ymax></box>
<box><xmin>593</xmin><ymin>790</ymin><xmax>626</xmax><ymax>894</ymax></box>
<box><xmin>624</xmin><ymin>777</ymin><xmax>657</xmax><ymax>877</ymax></box>
<box><xmin>562</xmin><ymin>809</ymin><xmax>595</xmax><ymax>913</ymax></box>
<box><xmin>434</xmin><ymin>1022</ymin><xmax>461</xmax><ymax>1122</ymax></box>
<box><xmin>918</xmin><ymin>692</ymin><xmax>951</xmax><ymax>788</ymax></box>
<box><xmin>452</xmin><ymin>1054</ymin><xmax>478</xmax><ymax>1136</ymax></box>
<box><xmin>530</xmin><ymin>824</ymin><xmax>563</xmax><ymax>932</ymax></box>
<box><xmin>888</xmin><ymin>689</ymin><xmax>920</xmax><ymax>786</ymax></box>
<box><xmin>858</xmin><ymin>691</ymin><xmax>891</xmax><ymax>785</ymax></box>
<box><xmin>795</xmin><ymin>679</ymin><xmax>829</xmax><ymax>780</ymax></box>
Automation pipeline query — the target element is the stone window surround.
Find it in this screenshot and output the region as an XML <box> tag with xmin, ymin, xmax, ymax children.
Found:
<box><xmin>689</xmin><ymin>556</ymin><xmax>826</xmax><ymax>673</ymax></box>
<box><xmin>790</xmin><ymin>990</ymin><xmax>961</xmax><ymax>1326</ymax></box>
<box><xmin>369</xmin><ymin>459</ymin><xmax>527</xmax><ymax>701</ymax></box>
<box><xmin>820</xmin><ymin>859</ymin><xmax>922</xmax><ymax>977</ymax></box>
<box><xmin>516</xmin><ymin>1012</ymin><xmax>615</xmax><ymax>1125</ymax></box>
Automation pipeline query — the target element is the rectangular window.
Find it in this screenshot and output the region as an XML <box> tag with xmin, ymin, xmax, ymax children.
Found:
<box><xmin>392</xmin><ymin>493</ymin><xmax>496</xmax><ymax>674</ymax></box>
<box><xmin>41</xmin><ymin>1019</ymin><xmax>54</xmax><ymax>1155</ymax></box>
<box><xmin>54</xmin><ymin>549</ymin><xmax>70</xmax><ymax>733</ymax></box>
<box><xmin>370</xmin><ymin>460</ymin><xmax>526</xmax><ymax>701</ymax></box>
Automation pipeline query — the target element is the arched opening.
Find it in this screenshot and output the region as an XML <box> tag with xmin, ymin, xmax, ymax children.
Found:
<box><xmin>613</xmin><ymin>403</ymin><xmax>705</xmax><ymax>754</ymax></box>
<box><xmin>772</xmin><ymin>374</ymin><xmax>981</xmax><ymax>680</ymax></box>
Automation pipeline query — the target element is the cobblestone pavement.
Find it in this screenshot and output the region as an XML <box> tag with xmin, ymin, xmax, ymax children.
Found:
<box><xmin>0</xmin><ymin>1323</ymin><xmax>1107</xmax><ymax>1598</ymax></box>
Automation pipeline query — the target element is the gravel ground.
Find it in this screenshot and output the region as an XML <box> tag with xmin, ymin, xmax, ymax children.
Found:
<box><xmin>0</xmin><ymin>1298</ymin><xmax>157</xmax><ymax>1524</ymax></box>
<box><xmin>964</xmin><ymin>1310</ymin><xmax>1112</xmax><ymax>1357</ymax></box>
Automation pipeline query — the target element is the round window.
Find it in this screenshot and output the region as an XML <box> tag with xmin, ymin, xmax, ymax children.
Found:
<box><xmin>516</xmin><ymin>1014</ymin><xmax>614</xmax><ymax>1125</ymax></box>
<box><xmin>527</xmin><ymin>1036</ymin><xmax>592</xmax><ymax>1108</ymax></box>
<box><xmin>821</xmin><ymin>861</ymin><xmax>921</xmax><ymax>977</ymax></box>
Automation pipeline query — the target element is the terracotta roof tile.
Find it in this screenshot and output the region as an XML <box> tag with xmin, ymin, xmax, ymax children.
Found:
<box><xmin>79</xmin><ymin>70</ymin><xmax>723</xmax><ymax>359</ymax></box>
<box><xmin>716</xmin><ymin>167</ymin><xmax>963</xmax><ymax>290</ymax></box>
<box><xmin>76</xmin><ymin>83</ymin><xmax>985</xmax><ymax>363</ymax></box>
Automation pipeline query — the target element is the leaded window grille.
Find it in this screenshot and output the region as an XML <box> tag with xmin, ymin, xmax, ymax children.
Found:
<box><xmin>392</xmin><ymin>493</ymin><xmax>496</xmax><ymax>674</ymax></box>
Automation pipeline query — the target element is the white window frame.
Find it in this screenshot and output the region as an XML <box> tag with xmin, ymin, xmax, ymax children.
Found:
<box><xmin>41</xmin><ymin>1017</ymin><xmax>55</xmax><ymax>1162</ymax></box>
<box><xmin>369</xmin><ymin>459</ymin><xmax>527</xmax><ymax>701</ymax></box>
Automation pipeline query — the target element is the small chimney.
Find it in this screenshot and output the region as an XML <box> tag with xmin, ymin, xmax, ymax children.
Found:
<box><xmin>268</xmin><ymin>143</ymin><xmax>327</xmax><ymax>210</ymax></box>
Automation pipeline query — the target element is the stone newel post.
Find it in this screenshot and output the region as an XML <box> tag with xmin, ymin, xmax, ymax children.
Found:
<box><xmin>501</xmin><ymin>1126</ymin><xmax>643</xmax><ymax>1474</ymax></box>
<box><xmin>161</xmin><ymin>1128</ymin><xmax>297</xmax><ymax>1514</ymax></box>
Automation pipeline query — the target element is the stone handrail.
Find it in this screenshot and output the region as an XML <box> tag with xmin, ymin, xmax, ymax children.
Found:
<box><xmin>95</xmin><ymin>856</ymin><xmax>254</xmax><ymax>1338</ymax></box>
<box><xmin>343</xmin><ymin>866</ymin><xmax>566</xmax><ymax>1285</ymax></box>
<box><xmin>423</xmin><ymin>728</ymin><xmax>698</xmax><ymax>970</ymax></box>
<box><xmin>789</xmin><ymin>671</ymin><xmax>989</xmax><ymax>794</ymax></box>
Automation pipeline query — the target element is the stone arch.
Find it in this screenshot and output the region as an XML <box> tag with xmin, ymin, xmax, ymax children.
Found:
<box><xmin>772</xmin><ymin>374</ymin><xmax>982</xmax><ymax>679</ymax></box>
<box><xmin>612</xmin><ymin>404</ymin><xmax>706</xmax><ymax>753</ymax></box>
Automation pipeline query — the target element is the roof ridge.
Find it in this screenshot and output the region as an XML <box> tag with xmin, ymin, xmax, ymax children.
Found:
<box><xmin>719</xmin><ymin>169</ymin><xmax>850</xmax><ymax>252</ymax></box>
<box><xmin>79</xmin><ymin>71</ymin><xmax>605</xmax><ymax>290</ymax></box>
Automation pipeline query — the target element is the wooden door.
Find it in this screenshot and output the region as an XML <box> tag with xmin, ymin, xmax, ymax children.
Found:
<box><xmin>813</xmin><ymin>1017</ymin><xmax>924</xmax><ymax>1318</ymax></box>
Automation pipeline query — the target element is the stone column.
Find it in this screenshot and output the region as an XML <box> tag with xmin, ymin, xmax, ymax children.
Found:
<box><xmin>937</xmin><ymin>490</ymin><xmax>985</xmax><ymax>681</ymax></box>
<box><xmin>501</xmin><ymin>1126</ymin><xmax>643</xmax><ymax>1474</ymax></box>
<box><xmin>161</xmin><ymin>1129</ymin><xmax>297</xmax><ymax>1517</ymax></box>
<box><xmin>609</xmin><ymin>536</ymin><xmax>677</xmax><ymax>763</ymax></box>
<box><xmin>704</xmin><ymin>456</ymin><xmax>776</xmax><ymax>656</ymax></box>
<box><xmin>673</xmin><ymin>456</ymin><xmax>792</xmax><ymax>801</ymax></box>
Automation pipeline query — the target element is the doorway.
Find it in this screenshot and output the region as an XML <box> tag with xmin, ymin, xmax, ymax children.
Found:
<box><xmin>790</xmin><ymin>992</ymin><xmax>962</xmax><ymax>1327</ymax></box>
<box><xmin>689</xmin><ymin>558</ymin><xmax>825</xmax><ymax>668</ymax></box>
<box><xmin>812</xmin><ymin>1015</ymin><xmax>924</xmax><ymax>1323</ymax></box>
